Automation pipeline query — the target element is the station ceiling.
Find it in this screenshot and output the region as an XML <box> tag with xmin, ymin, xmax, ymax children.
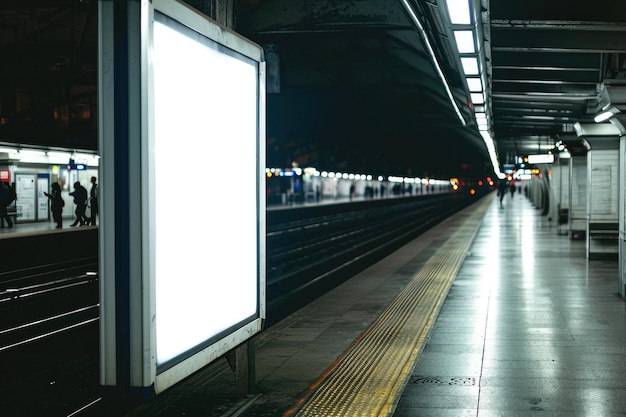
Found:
<box><xmin>0</xmin><ymin>0</ymin><xmax>625</xmax><ymax>179</ymax></box>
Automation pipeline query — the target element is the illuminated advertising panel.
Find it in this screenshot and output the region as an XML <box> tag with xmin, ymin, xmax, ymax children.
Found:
<box><xmin>149</xmin><ymin>0</ymin><xmax>265</xmax><ymax>393</ymax></box>
<box><xmin>527</xmin><ymin>154</ymin><xmax>555</xmax><ymax>164</ymax></box>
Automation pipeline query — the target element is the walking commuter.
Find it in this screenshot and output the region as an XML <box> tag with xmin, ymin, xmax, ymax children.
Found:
<box><xmin>0</xmin><ymin>181</ymin><xmax>14</xmax><ymax>228</ymax></box>
<box><xmin>87</xmin><ymin>176</ymin><xmax>98</xmax><ymax>225</ymax></box>
<box><xmin>44</xmin><ymin>182</ymin><xmax>64</xmax><ymax>228</ymax></box>
<box><xmin>69</xmin><ymin>181</ymin><xmax>88</xmax><ymax>226</ymax></box>
<box><xmin>497</xmin><ymin>179</ymin><xmax>507</xmax><ymax>206</ymax></box>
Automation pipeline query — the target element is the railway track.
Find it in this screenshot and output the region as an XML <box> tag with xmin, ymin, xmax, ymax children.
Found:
<box><xmin>0</xmin><ymin>192</ymin><xmax>486</xmax><ymax>416</ymax></box>
<box><xmin>0</xmin><ymin>258</ymin><xmax>100</xmax><ymax>417</ymax></box>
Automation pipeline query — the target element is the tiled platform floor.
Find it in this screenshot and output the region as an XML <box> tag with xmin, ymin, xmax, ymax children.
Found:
<box><xmin>121</xmin><ymin>191</ymin><xmax>624</xmax><ymax>417</ymax></box>
<box><xmin>393</xmin><ymin>191</ymin><xmax>625</xmax><ymax>416</ymax></box>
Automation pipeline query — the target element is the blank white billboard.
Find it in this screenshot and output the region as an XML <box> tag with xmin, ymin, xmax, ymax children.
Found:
<box><xmin>99</xmin><ymin>0</ymin><xmax>265</xmax><ymax>397</ymax></box>
<box><xmin>148</xmin><ymin>0</ymin><xmax>266</xmax><ymax>392</ymax></box>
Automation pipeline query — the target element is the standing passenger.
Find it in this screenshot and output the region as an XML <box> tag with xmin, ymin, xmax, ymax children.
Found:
<box><xmin>0</xmin><ymin>181</ymin><xmax>14</xmax><ymax>228</ymax></box>
<box><xmin>69</xmin><ymin>181</ymin><xmax>88</xmax><ymax>226</ymax></box>
<box><xmin>497</xmin><ymin>179</ymin><xmax>507</xmax><ymax>206</ymax></box>
<box><xmin>44</xmin><ymin>183</ymin><xmax>64</xmax><ymax>228</ymax></box>
<box><xmin>88</xmin><ymin>176</ymin><xmax>98</xmax><ymax>225</ymax></box>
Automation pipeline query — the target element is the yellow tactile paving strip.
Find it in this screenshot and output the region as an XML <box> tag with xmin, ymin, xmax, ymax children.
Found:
<box><xmin>284</xmin><ymin>195</ymin><xmax>492</xmax><ymax>417</ymax></box>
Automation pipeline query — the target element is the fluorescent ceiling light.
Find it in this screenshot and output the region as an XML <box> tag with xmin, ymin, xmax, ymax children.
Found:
<box><xmin>479</xmin><ymin>130</ymin><xmax>502</xmax><ymax>178</ymax></box>
<box><xmin>401</xmin><ymin>0</ymin><xmax>467</xmax><ymax>127</ymax></box>
<box><xmin>470</xmin><ymin>92</ymin><xmax>484</xmax><ymax>104</ymax></box>
<box><xmin>446</xmin><ymin>0</ymin><xmax>471</xmax><ymax>25</ymax></box>
<box><xmin>528</xmin><ymin>154</ymin><xmax>555</xmax><ymax>164</ymax></box>
<box><xmin>19</xmin><ymin>150</ymin><xmax>46</xmax><ymax>157</ymax></box>
<box><xmin>477</xmin><ymin>118</ymin><xmax>488</xmax><ymax>127</ymax></box>
<box><xmin>466</xmin><ymin>77</ymin><xmax>482</xmax><ymax>92</ymax></box>
<box><xmin>454</xmin><ymin>30</ymin><xmax>475</xmax><ymax>53</ymax></box>
<box><xmin>461</xmin><ymin>57</ymin><xmax>479</xmax><ymax>75</ymax></box>
<box><xmin>594</xmin><ymin>107</ymin><xmax>618</xmax><ymax>123</ymax></box>
<box><xmin>593</xmin><ymin>111</ymin><xmax>611</xmax><ymax>123</ymax></box>
<box><xmin>475</xmin><ymin>112</ymin><xmax>487</xmax><ymax>120</ymax></box>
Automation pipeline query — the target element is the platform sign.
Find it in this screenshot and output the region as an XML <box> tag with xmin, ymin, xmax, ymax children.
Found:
<box><xmin>99</xmin><ymin>0</ymin><xmax>266</xmax><ymax>399</ymax></box>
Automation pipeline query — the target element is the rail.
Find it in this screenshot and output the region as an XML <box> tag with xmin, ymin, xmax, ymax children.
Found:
<box><xmin>0</xmin><ymin>191</ymin><xmax>489</xmax><ymax>415</ymax></box>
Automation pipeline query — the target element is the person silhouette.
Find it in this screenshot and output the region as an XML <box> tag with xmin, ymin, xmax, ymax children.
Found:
<box><xmin>87</xmin><ymin>176</ymin><xmax>98</xmax><ymax>225</ymax></box>
<box><xmin>69</xmin><ymin>181</ymin><xmax>88</xmax><ymax>226</ymax></box>
<box><xmin>44</xmin><ymin>182</ymin><xmax>64</xmax><ymax>228</ymax></box>
<box><xmin>497</xmin><ymin>179</ymin><xmax>507</xmax><ymax>206</ymax></box>
<box><xmin>0</xmin><ymin>181</ymin><xmax>14</xmax><ymax>228</ymax></box>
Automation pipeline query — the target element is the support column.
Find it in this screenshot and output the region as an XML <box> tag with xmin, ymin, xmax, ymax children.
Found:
<box><xmin>98</xmin><ymin>0</ymin><xmax>149</xmax><ymax>410</ymax></box>
<box><xmin>596</xmin><ymin>84</ymin><xmax>626</xmax><ymax>295</ymax></box>
<box><xmin>568</xmin><ymin>149</ymin><xmax>588</xmax><ymax>240</ymax></box>
<box><xmin>227</xmin><ymin>340</ymin><xmax>257</xmax><ymax>399</ymax></box>
<box><xmin>585</xmin><ymin>136</ymin><xmax>620</xmax><ymax>259</ymax></box>
<box><xmin>617</xmin><ymin>132</ymin><xmax>626</xmax><ymax>298</ymax></box>
<box><xmin>552</xmin><ymin>154</ymin><xmax>570</xmax><ymax>234</ymax></box>
<box><xmin>614</xmin><ymin>114</ymin><xmax>626</xmax><ymax>298</ymax></box>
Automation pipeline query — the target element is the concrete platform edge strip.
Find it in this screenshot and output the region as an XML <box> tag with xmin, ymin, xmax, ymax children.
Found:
<box><xmin>285</xmin><ymin>195</ymin><xmax>493</xmax><ymax>417</ymax></box>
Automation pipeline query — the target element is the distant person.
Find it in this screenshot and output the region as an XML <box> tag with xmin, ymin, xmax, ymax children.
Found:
<box><xmin>44</xmin><ymin>182</ymin><xmax>64</xmax><ymax>228</ymax></box>
<box><xmin>88</xmin><ymin>176</ymin><xmax>98</xmax><ymax>225</ymax></box>
<box><xmin>497</xmin><ymin>179</ymin><xmax>507</xmax><ymax>206</ymax></box>
<box><xmin>509</xmin><ymin>180</ymin><xmax>516</xmax><ymax>199</ymax></box>
<box><xmin>0</xmin><ymin>181</ymin><xmax>14</xmax><ymax>228</ymax></box>
<box><xmin>69</xmin><ymin>181</ymin><xmax>88</xmax><ymax>226</ymax></box>
<box><xmin>349</xmin><ymin>183</ymin><xmax>355</xmax><ymax>200</ymax></box>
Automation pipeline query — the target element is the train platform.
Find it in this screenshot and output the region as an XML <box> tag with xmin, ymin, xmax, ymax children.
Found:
<box><xmin>119</xmin><ymin>191</ymin><xmax>626</xmax><ymax>417</ymax></box>
<box><xmin>0</xmin><ymin>219</ymin><xmax>95</xmax><ymax>238</ymax></box>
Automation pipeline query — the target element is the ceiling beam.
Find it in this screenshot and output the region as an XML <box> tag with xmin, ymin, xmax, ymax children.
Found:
<box><xmin>491</xmin><ymin>28</ymin><xmax>626</xmax><ymax>53</ymax></box>
<box><xmin>491</xmin><ymin>19</ymin><xmax>626</xmax><ymax>32</ymax></box>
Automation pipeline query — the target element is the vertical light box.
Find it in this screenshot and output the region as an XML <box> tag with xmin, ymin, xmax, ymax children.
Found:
<box><xmin>149</xmin><ymin>0</ymin><xmax>265</xmax><ymax>393</ymax></box>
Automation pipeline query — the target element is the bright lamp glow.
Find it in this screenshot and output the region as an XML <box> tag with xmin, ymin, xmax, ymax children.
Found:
<box><xmin>454</xmin><ymin>30</ymin><xmax>475</xmax><ymax>53</ymax></box>
<box><xmin>594</xmin><ymin>110</ymin><xmax>616</xmax><ymax>123</ymax></box>
<box><xmin>153</xmin><ymin>16</ymin><xmax>259</xmax><ymax>366</ymax></box>
<box><xmin>479</xmin><ymin>130</ymin><xmax>502</xmax><ymax>178</ymax></box>
<box><xmin>470</xmin><ymin>92</ymin><xmax>484</xmax><ymax>104</ymax></box>
<box><xmin>446</xmin><ymin>0</ymin><xmax>471</xmax><ymax>24</ymax></box>
<box><xmin>467</xmin><ymin>77</ymin><xmax>482</xmax><ymax>92</ymax></box>
<box><xmin>0</xmin><ymin>147</ymin><xmax>18</xmax><ymax>154</ymax></box>
<box><xmin>461</xmin><ymin>57</ymin><xmax>479</xmax><ymax>75</ymax></box>
<box><xmin>593</xmin><ymin>105</ymin><xmax>620</xmax><ymax>123</ymax></box>
<box><xmin>528</xmin><ymin>154</ymin><xmax>555</xmax><ymax>164</ymax></box>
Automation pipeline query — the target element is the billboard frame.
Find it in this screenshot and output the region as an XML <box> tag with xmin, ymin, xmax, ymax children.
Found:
<box><xmin>99</xmin><ymin>0</ymin><xmax>266</xmax><ymax>400</ymax></box>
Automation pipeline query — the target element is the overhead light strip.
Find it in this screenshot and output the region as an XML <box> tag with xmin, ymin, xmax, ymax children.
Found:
<box><xmin>454</xmin><ymin>30</ymin><xmax>476</xmax><ymax>53</ymax></box>
<box><xmin>466</xmin><ymin>77</ymin><xmax>482</xmax><ymax>92</ymax></box>
<box><xmin>446</xmin><ymin>0</ymin><xmax>472</xmax><ymax>25</ymax></box>
<box><xmin>470</xmin><ymin>92</ymin><xmax>485</xmax><ymax>104</ymax></box>
<box><xmin>401</xmin><ymin>0</ymin><xmax>466</xmax><ymax>126</ymax></box>
<box><xmin>594</xmin><ymin>106</ymin><xmax>619</xmax><ymax>123</ymax></box>
<box><xmin>480</xmin><ymin>131</ymin><xmax>503</xmax><ymax>177</ymax></box>
<box><xmin>461</xmin><ymin>57</ymin><xmax>479</xmax><ymax>75</ymax></box>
